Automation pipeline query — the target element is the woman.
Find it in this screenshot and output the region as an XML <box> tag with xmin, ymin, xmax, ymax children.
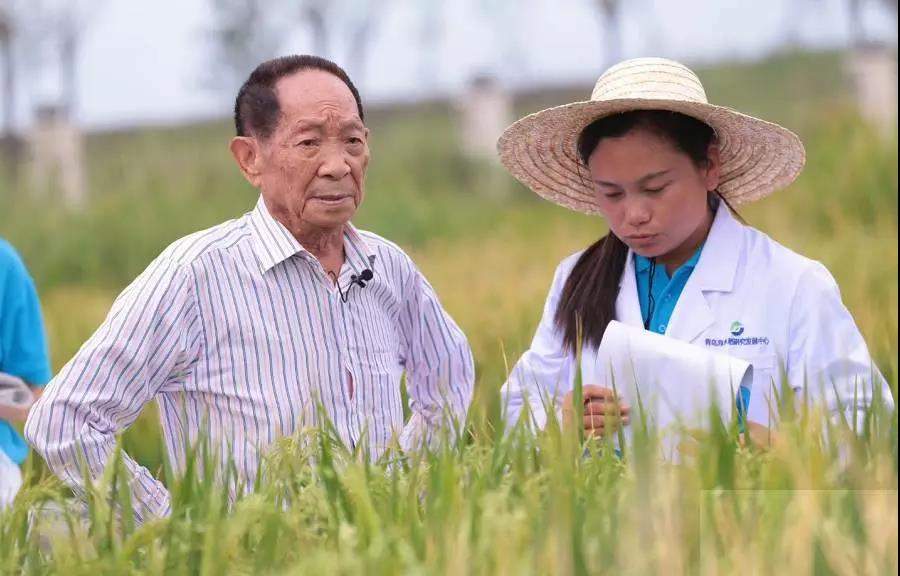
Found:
<box><xmin>498</xmin><ymin>57</ymin><xmax>892</xmax><ymax>439</ymax></box>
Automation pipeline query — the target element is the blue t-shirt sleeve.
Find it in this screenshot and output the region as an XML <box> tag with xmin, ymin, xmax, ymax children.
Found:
<box><xmin>0</xmin><ymin>241</ymin><xmax>52</xmax><ymax>386</ymax></box>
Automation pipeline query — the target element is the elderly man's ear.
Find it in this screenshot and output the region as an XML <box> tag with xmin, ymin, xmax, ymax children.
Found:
<box><xmin>230</xmin><ymin>136</ymin><xmax>265</xmax><ymax>188</ymax></box>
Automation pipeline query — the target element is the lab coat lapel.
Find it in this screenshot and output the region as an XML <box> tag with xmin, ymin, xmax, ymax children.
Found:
<box><xmin>667</xmin><ymin>282</ymin><xmax>717</xmax><ymax>343</ymax></box>
<box><xmin>615</xmin><ymin>251</ymin><xmax>645</xmax><ymax>328</ymax></box>
<box><xmin>667</xmin><ymin>202</ymin><xmax>743</xmax><ymax>343</ymax></box>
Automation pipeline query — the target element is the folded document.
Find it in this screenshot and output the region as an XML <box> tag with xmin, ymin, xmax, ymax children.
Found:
<box><xmin>587</xmin><ymin>321</ymin><xmax>753</xmax><ymax>444</ymax></box>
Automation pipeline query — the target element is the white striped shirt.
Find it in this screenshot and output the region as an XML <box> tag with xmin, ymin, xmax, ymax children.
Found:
<box><xmin>25</xmin><ymin>196</ymin><xmax>474</xmax><ymax>523</ymax></box>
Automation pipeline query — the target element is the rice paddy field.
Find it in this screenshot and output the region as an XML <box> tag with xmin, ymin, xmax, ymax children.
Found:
<box><xmin>0</xmin><ymin>50</ymin><xmax>897</xmax><ymax>574</ymax></box>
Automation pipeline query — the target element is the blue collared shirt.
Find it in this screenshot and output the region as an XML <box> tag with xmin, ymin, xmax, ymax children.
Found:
<box><xmin>634</xmin><ymin>246</ymin><xmax>751</xmax><ymax>422</ymax></box>
<box><xmin>634</xmin><ymin>248</ymin><xmax>704</xmax><ymax>335</ymax></box>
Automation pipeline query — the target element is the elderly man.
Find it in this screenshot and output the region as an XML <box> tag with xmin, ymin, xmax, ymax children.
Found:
<box><xmin>25</xmin><ymin>55</ymin><xmax>474</xmax><ymax>523</ymax></box>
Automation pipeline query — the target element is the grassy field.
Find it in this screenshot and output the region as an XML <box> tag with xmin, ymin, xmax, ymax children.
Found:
<box><xmin>0</xmin><ymin>50</ymin><xmax>897</xmax><ymax>574</ymax></box>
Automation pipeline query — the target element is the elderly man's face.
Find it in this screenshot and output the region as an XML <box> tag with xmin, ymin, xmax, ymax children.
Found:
<box><xmin>236</xmin><ymin>69</ymin><xmax>370</xmax><ymax>233</ymax></box>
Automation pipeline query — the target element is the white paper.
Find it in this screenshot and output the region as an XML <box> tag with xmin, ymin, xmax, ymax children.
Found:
<box><xmin>585</xmin><ymin>321</ymin><xmax>752</xmax><ymax>453</ymax></box>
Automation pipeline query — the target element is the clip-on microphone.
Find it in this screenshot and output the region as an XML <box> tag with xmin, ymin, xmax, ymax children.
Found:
<box><xmin>333</xmin><ymin>254</ymin><xmax>377</xmax><ymax>303</ymax></box>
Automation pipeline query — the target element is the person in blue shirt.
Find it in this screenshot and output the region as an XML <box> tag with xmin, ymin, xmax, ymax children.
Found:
<box><xmin>0</xmin><ymin>238</ymin><xmax>52</xmax><ymax>507</ymax></box>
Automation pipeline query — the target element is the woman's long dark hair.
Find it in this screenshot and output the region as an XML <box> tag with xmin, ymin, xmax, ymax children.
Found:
<box><xmin>554</xmin><ymin>110</ymin><xmax>717</xmax><ymax>352</ymax></box>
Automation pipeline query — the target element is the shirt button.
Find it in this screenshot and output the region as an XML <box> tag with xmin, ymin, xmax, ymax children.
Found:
<box><xmin>658</xmin><ymin>324</ymin><xmax>667</xmax><ymax>332</ymax></box>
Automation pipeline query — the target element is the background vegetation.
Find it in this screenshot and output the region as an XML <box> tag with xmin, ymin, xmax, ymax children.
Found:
<box><xmin>0</xmin><ymin>50</ymin><xmax>896</xmax><ymax>574</ymax></box>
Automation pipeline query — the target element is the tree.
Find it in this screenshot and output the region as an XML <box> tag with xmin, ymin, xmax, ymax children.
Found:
<box><xmin>0</xmin><ymin>0</ymin><xmax>59</xmax><ymax>164</ymax></box>
<box><xmin>414</xmin><ymin>0</ymin><xmax>444</xmax><ymax>87</ymax></box>
<box><xmin>473</xmin><ymin>0</ymin><xmax>529</xmax><ymax>82</ymax></box>
<box><xmin>297</xmin><ymin>0</ymin><xmax>392</xmax><ymax>86</ymax></box>
<box><xmin>848</xmin><ymin>0</ymin><xmax>865</xmax><ymax>45</ymax></box>
<box><xmin>0</xmin><ymin>3</ymin><xmax>16</xmax><ymax>139</ymax></box>
<box><xmin>299</xmin><ymin>0</ymin><xmax>329</xmax><ymax>57</ymax></box>
<box><xmin>785</xmin><ymin>0</ymin><xmax>898</xmax><ymax>50</ymax></box>
<box><xmin>0</xmin><ymin>0</ymin><xmax>39</xmax><ymax>137</ymax></box>
<box><xmin>343</xmin><ymin>0</ymin><xmax>387</xmax><ymax>86</ymax></box>
<box><xmin>207</xmin><ymin>0</ymin><xmax>390</xmax><ymax>94</ymax></box>
<box><xmin>54</xmin><ymin>2</ymin><xmax>94</xmax><ymax>117</ymax></box>
<box><xmin>207</xmin><ymin>0</ymin><xmax>287</xmax><ymax>94</ymax></box>
<box><xmin>845</xmin><ymin>0</ymin><xmax>898</xmax><ymax>47</ymax></box>
<box><xmin>593</xmin><ymin>0</ymin><xmax>623</xmax><ymax>68</ymax></box>
<box><xmin>3</xmin><ymin>0</ymin><xmax>103</xmax><ymax>120</ymax></box>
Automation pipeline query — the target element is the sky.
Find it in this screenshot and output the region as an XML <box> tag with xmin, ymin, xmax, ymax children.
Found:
<box><xmin>9</xmin><ymin>0</ymin><xmax>899</xmax><ymax>131</ymax></box>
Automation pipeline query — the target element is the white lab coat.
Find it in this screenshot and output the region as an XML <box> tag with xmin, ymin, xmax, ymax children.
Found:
<box><xmin>501</xmin><ymin>201</ymin><xmax>893</xmax><ymax>430</ymax></box>
<box><xmin>0</xmin><ymin>448</ymin><xmax>22</xmax><ymax>509</ymax></box>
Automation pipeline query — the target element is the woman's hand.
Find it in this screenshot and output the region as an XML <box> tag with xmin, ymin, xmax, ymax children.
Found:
<box><xmin>562</xmin><ymin>385</ymin><xmax>631</xmax><ymax>438</ymax></box>
<box><xmin>0</xmin><ymin>401</ymin><xmax>32</xmax><ymax>424</ymax></box>
<box><xmin>740</xmin><ymin>421</ymin><xmax>779</xmax><ymax>448</ymax></box>
<box><xmin>677</xmin><ymin>422</ymin><xmax>779</xmax><ymax>457</ymax></box>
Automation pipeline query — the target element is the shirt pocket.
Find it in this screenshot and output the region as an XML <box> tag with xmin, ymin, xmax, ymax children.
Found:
<box><xmin>746</xmin><ymin>353</ymin><xmax>777</xmax><ymax>375</ymax></box>
<box><xmin>731</xmin><ymin>353</ymin><xmax>777</xmax><ymax>390</ymax></box>
<box><xmin>739</xmin><ymin>353</ymin><xmax>779</xmax><ymax>425</ymax></box>
<box><xmin>350</xmin><ymin>339</ymin><xmax>400</xmax><ymax>377</ymax></box>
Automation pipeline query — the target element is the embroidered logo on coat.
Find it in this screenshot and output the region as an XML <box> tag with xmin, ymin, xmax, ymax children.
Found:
<box><xmin>705</xmin><ymin>321</ymin><xmax>769</xmax><ymax>347</ymax></box>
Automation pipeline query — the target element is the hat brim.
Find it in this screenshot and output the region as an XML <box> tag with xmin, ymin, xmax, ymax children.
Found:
<box><xmin>497</xmin><ymin>98</ymin><xmax>806</xmax><ymax>214</ymax></box>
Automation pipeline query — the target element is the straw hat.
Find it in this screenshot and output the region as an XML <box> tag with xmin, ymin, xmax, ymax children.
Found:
<box><xmin>497</xmin><ymin>57</ymin><xmax>806</xmax><ymax>214</ymax></box>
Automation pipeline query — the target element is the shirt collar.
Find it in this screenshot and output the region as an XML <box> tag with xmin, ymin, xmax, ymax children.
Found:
<box><xmin>248</xmin><ymin>196</ymin><xmax>376</xmax><ymax>274</ymax></box>
<box><xmin>634</xmin><ymin>253</ymin><xmax>652</xmax><ymax>273</ymax></box>
<box><xmin>634</xmin><ymin>243</ymin><xmax>704</xmax><ymax>274</ymax></box>
<box><xmin>342</xmin><ymin>221</ymin><xmax>378</xmax><ymax>275</ymax></box>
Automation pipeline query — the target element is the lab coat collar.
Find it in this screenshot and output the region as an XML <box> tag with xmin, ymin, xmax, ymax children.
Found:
<box><xmin>686</xmin><ymin>200</ymin><xmax>742</xmax><ymax>294</ymax></box>
<box><xmin>667</xmin><ymin>201</ymin><xmax>744</xmax><ymax>342</ymax></box>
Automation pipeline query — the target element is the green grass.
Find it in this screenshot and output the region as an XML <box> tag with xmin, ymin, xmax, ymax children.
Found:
<box><xmin>0</xmin><ymin>49</ymin><xmax>897</xmax><ymax>574</ymax></box>
<box><xmin>1</xmin><ymin>391</ymin><xmax>896</xmax><ymax>574</ymax></box>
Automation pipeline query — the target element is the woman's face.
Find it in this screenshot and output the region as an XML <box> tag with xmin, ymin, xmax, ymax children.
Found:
<box><xmin>587</xmin><ymin>128</ymin><xmax>720</xmax><ymax>261</ymax></box>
